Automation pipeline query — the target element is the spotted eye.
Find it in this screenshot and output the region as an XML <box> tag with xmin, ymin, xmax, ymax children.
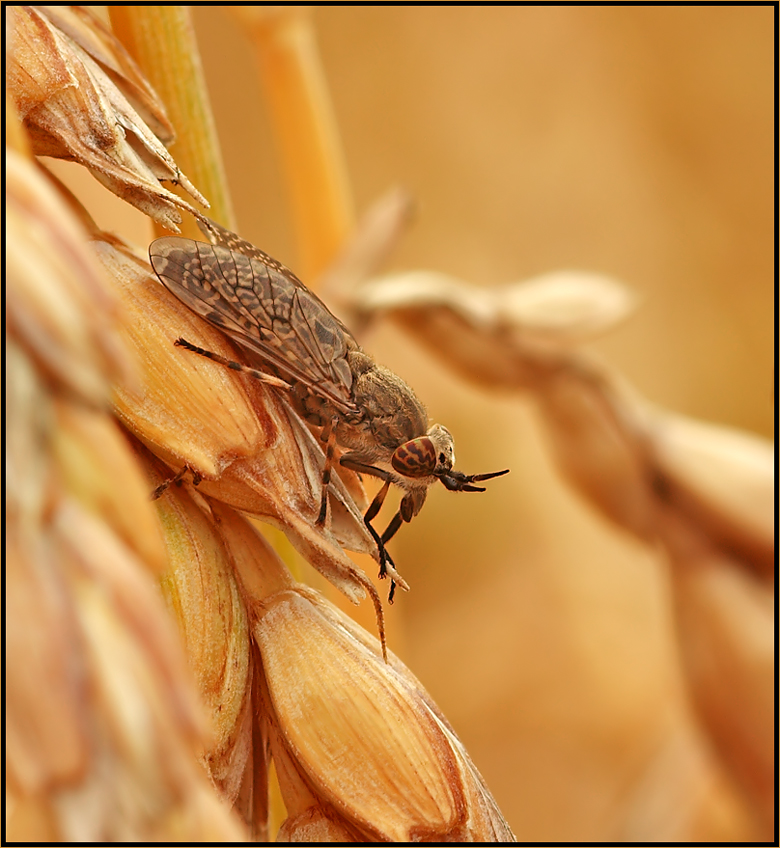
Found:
<box><xmin>392</xmin><ymin>437</ymin><xmax>437</xmax><ymax>478</ymax></box>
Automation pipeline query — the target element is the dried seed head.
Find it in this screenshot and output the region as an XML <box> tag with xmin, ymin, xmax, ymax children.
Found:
<box><xmin>352</xmin><ymin>269</ymin><xmax>636</xmax><ymax>389</ymax></box>
<box><xmin>536</xmin><ymin>368</ymin><xmax>655</xmax><ymax>539</ymax></box>
<box><xmin>6</xmin><ymin>6</ymin><xmax>206</xmax><ymax>230</ymax></box>
<box><xmin>51</xmin><ymin>401</ymin><xmax>167</xmax><ymax>574</ymax></box>
<box><xmin>6</xmin><ymin>171</ymin><xmax>246</xmax><ymax>837</ymax></box>
<box><xmin>6</xmin><ymin>149</ymin><xmax>134</xmax><ymax>406</ymax></box>
<box><xmin>148</xmin><ymin>457</ymin><xmax>254</xmax><ymax>805</ymax></box>
<box><xmin>253</xmin><ymin>588</ymin><xmax>516</xmax><ymax>842</ymax></box>
<box><xmin>650</xmin><ymin>412</ymin><xmax>775</xmax><ymax>578</ymax></box>
<box><xmin>6</xmin><ymin>493</ymin><xmax>247</xmax><ymax>841</ymax></box>
<box><xmin>32</xmin><ymin>6</ymin><xmax>177</xmax><ymax>143</ymax></box>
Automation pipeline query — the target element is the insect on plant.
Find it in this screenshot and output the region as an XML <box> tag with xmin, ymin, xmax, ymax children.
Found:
<box><xmin>149</xmin><ymin>218</ymin><xmax>509</xmax><ymax>599</ymax></box>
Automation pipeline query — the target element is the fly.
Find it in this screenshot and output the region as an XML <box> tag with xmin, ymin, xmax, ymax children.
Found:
<box><xmin>149</xmin><ymin>218</ymin><xmax>509</xmax><ymax>599</ymax></box>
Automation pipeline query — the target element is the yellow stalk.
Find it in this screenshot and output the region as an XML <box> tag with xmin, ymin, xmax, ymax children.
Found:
<box><xmin>237</xmin><ymin>8</ymin><xmax>354</xmax><ymax>281</ymax></box>
<box><xmin>109</xmin><ymin>6</ymin><xmax>234</xmax><ymax>237</ymax></box>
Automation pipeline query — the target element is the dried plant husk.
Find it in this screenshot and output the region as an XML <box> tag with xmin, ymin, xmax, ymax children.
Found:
<box><xmin>219</xmin><ymin>510</ymin><xmax>515</xmax><ymax>842</ymax></box>
<box><xmin>657</xmin><ymin>512</ymin><xmax>774</xmax><ymax>830</ymax></box>
<box><xmin>145</xmin><ymin>455</ymin><xmax>254</xmax><ymax>808</ymax></box>
<box><xmin>6</xmin><ymin>148</ymin><xmax>133</xmax><ymax>406</ymax></box>
<box><xmin>6</xmin><ymin>485</ymin><xmax>248</xmax><ymax>841</ymax></box>
<box><xmin>6</xmin><ymin>122</ymin><xmax>245</xmax><ymax>842</ymax></box>
<box><xmin>6</xmin><ymin>5</ymin><xmax>206</xmax><ymax>231</ymax></box>
<box><xmin>354</xmin><ymin>269</ymin><xmax>637</xmax><ymax>393</ymax></box>
<box><xmin>34</xmin><ymin>5</ymin><xmax>177</xmax><ymax>142</ymax></box>
<box><xmin>650</xmin><ymin>412</ymin><xmax>774</xmax><ymax>579</ymax></box>
<box><xmin>51</xmin><ymin>399</ymin><xmax>167</xmax><ymax>574</ymax></box>
<box><xmin>253</xmin><ymin>590</ymin><xmax>515</xmax><ymax>842</ymax></box>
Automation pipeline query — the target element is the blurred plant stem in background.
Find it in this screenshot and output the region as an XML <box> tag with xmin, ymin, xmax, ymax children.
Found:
<box><xmin>230</xmin><ymin>7</ymin><xmax>355</xmax><ymax>281</ymax></box>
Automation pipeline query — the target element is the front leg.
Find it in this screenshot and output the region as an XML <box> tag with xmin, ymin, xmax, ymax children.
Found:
<box><xmin>374</xmin><ymin>493</ymin><xmax>422</xmax><ymax>601</ymax></box>
<box><xmin>339</xmin><ymin>456</ymin><xmax>400</xmax><ymax>599</ymax></box>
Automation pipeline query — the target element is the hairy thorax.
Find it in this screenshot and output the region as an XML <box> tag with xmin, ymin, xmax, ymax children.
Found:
<box><xmin>290</xmin><ymin>349</ymin><xmax>429</xmax><ymax>469</ymax></box>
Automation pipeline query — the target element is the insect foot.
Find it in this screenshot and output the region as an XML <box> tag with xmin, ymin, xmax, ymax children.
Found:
<box><xmin>151</xmin><ymin>464</ymin><xmax>203</xmax><ymax>500</ymax></box>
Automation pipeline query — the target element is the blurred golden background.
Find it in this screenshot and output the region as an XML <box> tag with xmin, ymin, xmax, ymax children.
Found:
<box><xmin>59</xmin><ymin>6</ymin><xmax>773</xmax><ymax>841</ymax></box>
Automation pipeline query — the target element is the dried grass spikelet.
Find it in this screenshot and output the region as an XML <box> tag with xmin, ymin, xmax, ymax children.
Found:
<box><xmin>260</xmin><ymin>594</ymin><xmax>516</xmax><ymax>842</ymax></box>
<box><xmin>51</xmin><ymin>398</ymin><xmax>167</xmax><ymax>574</ymax></box>
<box><xmin>351</xmin><ymin>268</ymin><xmax>775</xmax><ymax>834</ymax></box>
<box><xmin>650</xmin><ymin>413</ymin><xmax>774</xmax><ymax>578</ymax></box>
<box><xmin>136</xmin><ymin>473</ymin><xmax>514</xmax><ymax>840</ymax></box>
<box><xmin>6</xmin><ymin>150</ymin><xmax>244</xmax><ymax>841</ymax></box>
<box><xmin>141</xmin><ymin>452</ymin><xmax>263</xmax><ymax>830</ymax></box>
<box><xmin>6</xmin><ymin>148</ymin><xmax>133</xmax><ymax>406</ymax></box>
<box><xmin>648</xmin><ymin>417</ymin><xmax>774</xmax><ymax>828</ymax></box>
<box><xmin>6</xmin><ymin>5</ymin><xmax>206</xmax><ymax>231</ymax></box>
<box><xmin>94</xmin><ymin>233</ymin><xmax>396</xmax><ymax>635</ymax></box>
<box><xmin>354</xmin><ymin>269</ymin><xmax>637</xmax><ymax>388</ymax></box>
<box><xmin>214</xmin><ymin>501</ymin><xmax>516</xmax><ymax>842</ymax></box>
<box><xmin>10</xmin><ymin>497</ymin><xmax>242</xmax><ymax>843</ymax></box>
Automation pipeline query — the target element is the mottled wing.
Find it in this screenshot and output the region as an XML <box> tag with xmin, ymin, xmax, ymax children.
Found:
<box><xmin>150</xmin><ymin>223</ymin><xmax>359</xmax><ymax>415</ymax></box>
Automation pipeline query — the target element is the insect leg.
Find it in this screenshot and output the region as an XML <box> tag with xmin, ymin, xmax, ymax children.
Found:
<box><xmin>380</xmin><ymin>511</ymin><xmax>404</xmax><ymax>545</ymax></box>
<box><xmin>152</xmin><ymin>465</ymin><xmax>202</xmax><ymax>499</ymax></box>
<box><xmin>174</xmin><ymin>338</ymin><xmax>290</xmax><ymax>390</ymax></box>
<box><xmin>338</xmin><ymin>456</ymin><xmax>401</xmax><ymax>594</ymax></box>
<box><xmin>375</xmin><ymin>492</ymin><xmax>419</xmax><ymax>601</ymax></box>
<box><xmin>364</xmin><ymin>479</ymin><xmax>391</xmax><ymax>523</ymax></box>
<box><xmin>374</xmin><ymin>507</ymin><xmax>405</xmax><ymax>603</ymax></box>
<box><xmin>315</xmin><ymin>418</ymin><xmax>339</xmax><ymax>527</ymax></box>
<box><xmin>362</xmin><ymin>480</ymin><xmax>394</xmax><ymax>580</ymax></box>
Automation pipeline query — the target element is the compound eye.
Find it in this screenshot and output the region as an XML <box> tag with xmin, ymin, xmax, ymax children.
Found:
<box><xmin>392</xmin><ymin>437</ymin><xmax>437</xmax><ymax>479</ymax></box>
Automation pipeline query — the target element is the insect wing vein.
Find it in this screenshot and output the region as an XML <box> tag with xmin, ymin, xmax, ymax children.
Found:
<box><xmin>150</xmin><ymin>229</ymin><xmax>359</xmax><ymax>415</ymax></box>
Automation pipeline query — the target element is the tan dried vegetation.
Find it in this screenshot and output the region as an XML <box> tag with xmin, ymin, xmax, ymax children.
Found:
<box><xmin>6</xmin><ymin>5</ymin><xmax>772</xmax><ymax>842</ymax></box>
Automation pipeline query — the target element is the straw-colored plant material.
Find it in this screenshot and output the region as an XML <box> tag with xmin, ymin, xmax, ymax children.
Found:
<box><xmin>349</xmin><ymin>268</ymin><xmax>775</xmax><ymax>832</ymax></box>
<box><xmin>6</xmin><ymin>150</ymin><xmax>132</xmax><ymax>406</ymax></box>
<box><xmin>317</xmin><ymin>187</ymin><xmax>417</xmax><ymax>327</ymax></box>
<box><xmin>6</xmin><ymin>5</ymin><xmax>206</xmax><ymax>231</ymax></box>
<box><xmin>221</xmin><ymin>504</ymin><xmax>515</xmax><ymax>842</ymax></box>
<box><xmin>256</xmin><ymin>589</ymin><xmax>515</xmax><ymax>841</ymax></box>
<box><xmin>230</xmin><ymin>6</ymin><xmax>354</xmax><ymax>279</ymax></box>
<box><xmin>6</xmin><ymin>148</ymin><xmax>243</xmax><ymax>842</ymax></box>
<box><xmin>108</xmin><ymin>5</ymin><xmax>234</xmax><ymax>237</ymax></box>
<box><xmin>144</xmin><ymin>454</ymin><xmax>255</xmax><ymax>807</ymax></box>
<box><xmin>7</xmin><ymin>6</ymin><xmax>517</xmax><ymax>841</ymax></box>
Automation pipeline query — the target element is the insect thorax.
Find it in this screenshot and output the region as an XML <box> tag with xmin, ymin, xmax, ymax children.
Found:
<box><xmin>346</xmin><ymin>352</ymin><xmax>429</xmax><ymax>451</ymax></box>
<box><xmin>290</xmin><ymin>349</ymin><xmax>429</xmax><ymax>466</ymax></box>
